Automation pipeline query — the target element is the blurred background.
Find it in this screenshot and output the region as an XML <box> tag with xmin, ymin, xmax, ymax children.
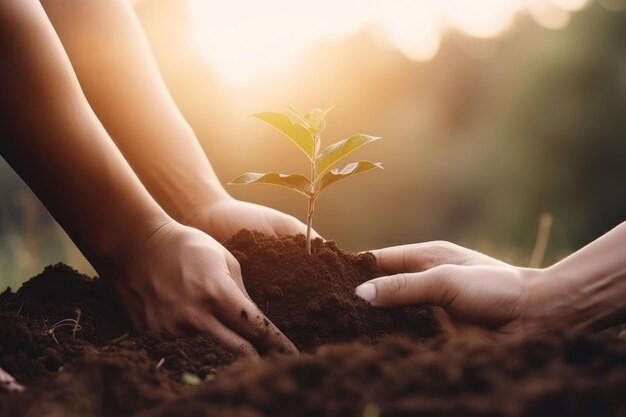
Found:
<box><xmin>1</xmin><ymin>0</ymin><xmax>625</xmax><ymax>289</ymax></box>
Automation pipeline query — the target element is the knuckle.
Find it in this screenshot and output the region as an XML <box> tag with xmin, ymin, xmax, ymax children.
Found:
<box><xmin>430</xmin><ymin>240</ymin><xmax>457</xmax><ymax>255</ymax></box>
<box><xmin>431</xmin><ymin>264</ymin><xmax>458</xmax><ymax>279</ymax></box>
<box><xmin>198</xmin><ymin>281</ymin><xmax>226</xmax><ymax>305</ymax></box>
<box><xmin>171</xmin><ymin>308</ymin><xmax>203</xmax><ymax>334</ymax></box>
<box><xmin>422</xmin><ymin>241</ymin><xmax>459</xmax><ymax>268</ymax></box>
<box><xmin>248</xmin><ymin>320</ymin><xmax>270</xmax><ymax>341</ymax></box>
<box><xmin>381</xmin><ymin>273</ymin><xmax>408</xmax><ymax>297</ymax></box>
<box><xmin>430</xmin><ymin>264</ymin><xmax>460</xmax><ymax>305</ymax></box>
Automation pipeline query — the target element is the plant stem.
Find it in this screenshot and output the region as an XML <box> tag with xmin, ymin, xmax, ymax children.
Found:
<box><xmin>307</xmin><ymin>134</ymin><xmax>320</xmax><ymax>255</ymax></box>
<box><xmin>306</xmin><ymin>195</ymin><xmax>316</xmax><ymax>255</ymax></box>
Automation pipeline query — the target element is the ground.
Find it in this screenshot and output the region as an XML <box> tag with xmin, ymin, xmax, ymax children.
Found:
<box><xmin>1</xmin><ymin>230</ymin><xmax>625</xmax><ymax>416</ymax></box>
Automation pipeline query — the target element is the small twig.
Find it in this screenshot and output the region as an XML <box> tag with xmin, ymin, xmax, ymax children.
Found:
<box><xmin>71</xmin><ymin>308</ymin><xmax>81</xmax><ymax>338</ymax></box>
<box><xmin>529</xmin><ymin>213</ymin><xmax>553</xmax><ymax>268</ymax></box>
<box><xmin>156</xmin><ymin>358</ymin><xmax>165</xmax><ymax>370</ymax></box>
<box><xmin>109</xmin><ymin>332</ymin><xmax>129</xmax><ymax>345</ymax></box>
<box><xmin>45</xmin><ymin>308</ymin><xmax>82</xmax><ymax>345</ymax></box>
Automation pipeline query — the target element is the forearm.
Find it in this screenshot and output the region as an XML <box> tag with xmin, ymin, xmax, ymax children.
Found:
<box><xmin>0</xmin><ymin>0</ymin><xmax>169</xmax><ymax>271</ymax></box>
<box><xmin>41</xmin><ymin>0</ymin><xmax>230</xmax><ymax>226</ymax></box>
<box><xmin>535</xmin><ymin>221</ymin><xmax>626</xmax><ymax>331</ymax></box>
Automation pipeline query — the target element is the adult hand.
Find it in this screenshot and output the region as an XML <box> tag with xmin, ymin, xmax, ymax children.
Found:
<box><xmin>189</xmin><ymin>196</ymin><xmax>321</xmax><ymax>242</ymax></box>
<box><xmin>0</xmin><ymin>367</ymin><xmax>24</xmax><ymax>393</ymax></box>
<box><xmin>355</xmin><ymin>242</ymin><xmax>545</xmax><ymax>336</ymax></box>
<box><xmin>101</xmin><ymin>221</ymin><xmax>297</xmax><ymax>357</ymax></box>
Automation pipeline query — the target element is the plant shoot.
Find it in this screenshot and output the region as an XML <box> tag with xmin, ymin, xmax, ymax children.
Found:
<box><xmin>230</xmin><ymin>107</ymin><xmax>383</xmax><ymax>254</ymax></box>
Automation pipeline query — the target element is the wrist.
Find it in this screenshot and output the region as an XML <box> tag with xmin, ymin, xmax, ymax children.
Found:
<box><xmin>89</xmin><ymin>212</ymin><xmax>175</xmax><ymax>281</ymax></box>
<box><xmin>179</xmin><ymin>191</ymin><xmax>234</xmax><ymax>230</ymax></box>
<box><xmin>520</xmin><ymin>267</ymin><xmax>554</xmax><ymax>333</ymax></box>
<box><xmin>175</xmin><ymin>183</ymin><xmax>231</xmax><ymax>227</ymax></box>
<box><xmin>528</xmin><ymin>262</ymin><xmax>626</xmax><ymax>333</ymax></box>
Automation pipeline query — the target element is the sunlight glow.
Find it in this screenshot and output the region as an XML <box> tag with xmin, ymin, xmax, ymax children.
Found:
<box><xmin>549</xmin><ymin>0</ymin><xmax>590</xmax><ymax>11</ymax></box>
<box><xmin>374</xmin><ymin>1</ymin><xmax>441</xmax><ymax>61</ymax></box>
<box><xmin>187</xmin><ymin>0</ymin><xmax>590</xmax><ymax>87</ymax></box>
<box><xmin>530</xmin><ymin>1</ymin><xmax>573</xmax><ymax>29</ymax></box>
<box><xmin>439</xmin><ymin>0</ymin><xmax>523</xmax><ymax>38</ymax></box>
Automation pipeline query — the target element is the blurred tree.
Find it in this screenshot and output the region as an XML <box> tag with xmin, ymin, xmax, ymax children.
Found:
<box><xmin>1</xmin><ymin>1</ymin><xmax>624</xmax><ymax>289</ymax></box>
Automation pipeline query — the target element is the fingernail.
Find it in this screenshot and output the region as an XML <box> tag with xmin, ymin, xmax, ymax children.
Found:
<box><xmin>355</xmin><ymin>283</ymin><xmax>376</xmax><ymax>303</ymax></box>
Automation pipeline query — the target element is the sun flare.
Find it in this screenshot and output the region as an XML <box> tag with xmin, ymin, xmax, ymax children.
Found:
<box><xmin>187</xmin><ymin>0</ymin><xmax>590</xmax><ymax>87</ymax></box>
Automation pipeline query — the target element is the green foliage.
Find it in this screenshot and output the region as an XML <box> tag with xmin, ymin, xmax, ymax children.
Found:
<box><xmin>318</xmin><ymin>160</ymin><xmax>382</xmax><ymax>191</ymax></box>
<box><xmin>252</xmin><ymin>112</ymin><xmax>315</xmax><ymax>160</ymax></box>
<box><xmin>230</xmin><ymin>106</ymin><xmax>383</xmax><ymax>254</ymax></box>
<box><xmin>230</xmin><ymin>172</ymin><xmax>311</xmax><ymax>197</ymax></box>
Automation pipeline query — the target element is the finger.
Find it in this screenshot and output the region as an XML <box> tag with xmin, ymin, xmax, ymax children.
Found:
<box><xmin>370</xmin><ymin>243</ymin><xmax>445</xmax><ymax>273</ymax></box>
<box><xmin>224</xmin><ymin>252</ymin><xmax>252</xmax><ymax>301</ymax></box>
<box><xmin>355</xmin><ymin>265</ymin><xmax>458</xmax><ymax>308</ymax></box>
<box><xmin>215</xmin><ymin>280</ymin><xmax>298</xmax><ymax>355</ymax></box>
<box><xmin>370</xmin><ymin>242</ymin><xmax>502</xmax><ymax>273</ymax></box>
<box><xmin>0</xmin><ymin>367</ymin><xmax>25</xmax><ymax>393</ymax></box>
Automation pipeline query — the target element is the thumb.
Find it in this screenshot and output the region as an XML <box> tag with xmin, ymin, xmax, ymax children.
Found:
<box><xmin>355</xmin><ymin>265</ymin><xmax>458</xmax><ymax>308</ymax></box>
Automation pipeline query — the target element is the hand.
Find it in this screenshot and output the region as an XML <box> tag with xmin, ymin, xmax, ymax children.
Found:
<box><xmin>355</xmin><ymin>241</ymin><xmax>545</xmax><ymax>336</ymax></box>
<box><xmin>100</xmin><ymin>221</ymin><xmax>297</xmax><ymax>357</ymax></box>
<box><xmin>189</xmin><ymin>196</ymin><xmax>320</xmax><ymax>242</ymax></box>
<box><xmin>0</xmin><ymin>367</ymin><xmax>24</xmax><ymax>393</ymax></box>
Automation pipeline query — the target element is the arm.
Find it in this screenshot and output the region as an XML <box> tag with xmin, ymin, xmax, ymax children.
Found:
<box><xmin>356</xmin><ymin>222</ymin><xmax>626</xmax><ymax>335</ymax></box>
<box><xmin>40</xmin><ymin>0</ymin><xmax>312</xmax><ymax>242</ymax></box>
<box><xmin>539</xmin><ymin>221</ymin><xmax>626</xmax><ymax>332</ymax></box>
<box><xmin>0</xmin><ymin>0</ymin><xmax>295</xmax><ymax>356</ymax></box>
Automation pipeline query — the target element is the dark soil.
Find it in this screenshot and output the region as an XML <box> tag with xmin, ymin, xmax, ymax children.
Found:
<box><xmin>139</xmin><ymin>333</ymin><xmax>626</xmax><ymax>417</ymax></box>
<box><xmin>0</xmin><ymin>230</ymin><xmax>625</xmax><ymax>417</ymax></box>
<box><xmin>224</xmin><ymin>230</ymin><xmax>439</xmax><ymax>350</ymax></box>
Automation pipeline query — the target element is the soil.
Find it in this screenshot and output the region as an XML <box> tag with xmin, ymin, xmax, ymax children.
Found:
<box><xmin>224</xmin><ymin>230</ymin><xmax>439</xmax><ymax>350</ymax></box>
<box><xmin>0</xmin><ymin>230</ymin><xmax>625</xmax><ymax>417</ymax></box>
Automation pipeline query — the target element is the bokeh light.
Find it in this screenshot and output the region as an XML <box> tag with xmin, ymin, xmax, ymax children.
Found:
<box><xmin>188</xmin><ymin>0</ymin><xmax>591</xmax><ymax>87</ymax></box>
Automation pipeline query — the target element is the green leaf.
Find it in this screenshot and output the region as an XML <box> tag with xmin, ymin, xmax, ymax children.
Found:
<box><xmin>284</xmin><ymin>106</ymin><xmax>335</xmax><ymax>135</ymax></box>
<box><xmin>317</xmin><ymin>161</ymin><xmax>383</xmax><ymax>192</ymax></box>
<box><xmin>283</xmin><ymin>106</ymin><xmax>308</xmax><ymax>125</ymax></box>
<box><xmin>229</xmin><ymin>172</ymin><xmax>311</xmax><ymax>197</ymax></box>
<box><xmin>252</xmin><ymin>112</ymin><xmax>315</xmax><ymax>160</ymax></box>
<box><xmin>304</xmin><ymin>106</ymin><xmax>335</xmax><ymax>134</ymax></box>
<box><xmin>316</xmin><ymin>134</ymin><xmax>381</xmax><ymax>177</ymax></box>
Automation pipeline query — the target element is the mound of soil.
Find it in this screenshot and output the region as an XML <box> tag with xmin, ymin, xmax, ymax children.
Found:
<box><xmin>1</xmin><ymin>231</ymin><xmax>625</xmax><ymax>417</ymax></box>
<box><xmin>140</xmin><ymin>332</ymin><xmax>626</xmax><ymax>417</ymax></box>
<box><xmin>0</xmin><ymin>264</ymin><xmax>235</xmax><ymax>417</ymax></box>
<box><xmin>224</xmin><ymin>230</ymin><xmax>439</xmax><ymax>350</ymax></box>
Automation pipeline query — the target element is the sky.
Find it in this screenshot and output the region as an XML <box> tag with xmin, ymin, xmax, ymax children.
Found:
<box><xmin>185</xmin><ymin>0</ymin><xmax>608</xmax><ymax>87</ymax></box>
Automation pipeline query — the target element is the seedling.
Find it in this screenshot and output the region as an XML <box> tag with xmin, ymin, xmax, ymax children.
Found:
<box><xmin>230</xmin><ymin>106</ymin><xmax>383</xmax><ymax>254</ymax></box>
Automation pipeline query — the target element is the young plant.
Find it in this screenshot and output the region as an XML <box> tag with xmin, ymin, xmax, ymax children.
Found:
<box><xmin>230</xmin><ymin>106</ymin><xmax>383</xmax><ymax>254</ymax></box>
